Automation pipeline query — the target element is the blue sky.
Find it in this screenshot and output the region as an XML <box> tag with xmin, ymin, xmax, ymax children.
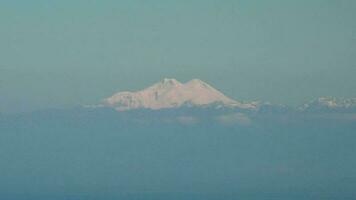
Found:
<box><xmin>1</xmin><ymin>0</ymin><xmax>355</xmax><ymax>112</ymax></box>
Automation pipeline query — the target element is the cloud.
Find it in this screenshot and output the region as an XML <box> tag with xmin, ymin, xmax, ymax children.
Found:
<box><xmin>216</xmin><ymin>113</ymin><xmax>252</xmax><ymax>126</ymax></box>
<box><xmin>177</xmin><ymin>116</ymin><xmax>199</xmax><ymax>125</ymax></box>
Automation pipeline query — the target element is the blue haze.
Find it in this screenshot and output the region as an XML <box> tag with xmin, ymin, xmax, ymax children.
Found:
<box><xmin>1</xmin><ymin>1</ymin><xmax>356</xmax><ymax>199</ymax></box>
<box><xmin>1</xmin><ymin>0</ymin><xmax>356</xmax><ymax>112</ymax></box>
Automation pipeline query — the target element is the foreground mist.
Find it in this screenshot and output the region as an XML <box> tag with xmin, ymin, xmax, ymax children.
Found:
<box><xmin>0</xmin><ymin>107</ymin><xmax>355</xmax><ymax>200</ymax></box>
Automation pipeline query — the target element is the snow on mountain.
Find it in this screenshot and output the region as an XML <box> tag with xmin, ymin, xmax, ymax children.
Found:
<box><xmin>103</xmin><ymin>78</ymin><xmax>256</xmax><ymax>111</ymax></box>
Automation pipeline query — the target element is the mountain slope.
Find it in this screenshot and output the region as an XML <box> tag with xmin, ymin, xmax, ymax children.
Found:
<box><xmin>103</xmin><ymin>78</ymin><xmax>255</xmax><ymax>111</ymax></box>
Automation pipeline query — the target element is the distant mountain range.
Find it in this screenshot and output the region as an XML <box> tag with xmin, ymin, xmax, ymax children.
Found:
<box><xmin>300</xmin><ymin>97</ymin><xmax>356</xmax><ymax>113</ymax></box>
<box><xmin>98</xmin><ymin>78</ymin><xmax>356</xmax><ymax>113</ymax></box>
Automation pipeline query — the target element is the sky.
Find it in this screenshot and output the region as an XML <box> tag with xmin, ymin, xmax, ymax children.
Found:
<box><xmin>0</xmin><ymin>0</ymin><xmax>355</xmax><ymax>113</ymax></box>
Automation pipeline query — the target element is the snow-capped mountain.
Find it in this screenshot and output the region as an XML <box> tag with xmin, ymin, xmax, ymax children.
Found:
<box><xmin>103</xmin><ymin>78</ymin><xmax>256</xmax><ymax>111</ymax></box>
<box><xmin>300</xmin><ymin>97</ymin><xmax>356</xmax><ymax>112</ymax></box>
<box><xmin>96</xmin><ymin>79</ymin><xmax>356</xmax><ymax>113</ymax></box>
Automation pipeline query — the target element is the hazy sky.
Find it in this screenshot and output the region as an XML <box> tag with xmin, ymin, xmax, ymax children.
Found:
<box><xmin>1</xmin><ymin>0</ymin><xmax>355</xmax><ymax>112</ymax></box>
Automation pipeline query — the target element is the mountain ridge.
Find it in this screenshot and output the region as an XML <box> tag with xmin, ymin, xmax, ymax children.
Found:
<box><xmin>299</xmin><ymin>97</ymin><xmax>356</xmax><ymax>112</ymax></box>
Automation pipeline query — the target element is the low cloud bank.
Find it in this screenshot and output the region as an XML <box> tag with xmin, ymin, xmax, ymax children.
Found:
<box><xmin>216</xmin><ymin>113</ymin><xmax>252</xmax><ymax>126</ymax></box>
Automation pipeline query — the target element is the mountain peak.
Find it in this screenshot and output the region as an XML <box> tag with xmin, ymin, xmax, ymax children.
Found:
<box><xmin>148</xmin><ymin>78</ymin><xmax>183</xmax><ymax>91</ymax></box>
<box><xmin>186</xmin><ymin>78</ymin><xmax>205</xmax><ymax>84</ymax></box>
<box><xmin>103</xmin><ymin>78</ymin><xmax>255</xmax><ymax>111</ymax></box>
<box><xmin>185</xmin><ymin>79</ymin><xmax>215</xmax><ymax>90</ymax></box>
<box><xmin>161</xmin><ymin>78</ymin><xmax>181</xmax><ymax>85</ymax></box>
